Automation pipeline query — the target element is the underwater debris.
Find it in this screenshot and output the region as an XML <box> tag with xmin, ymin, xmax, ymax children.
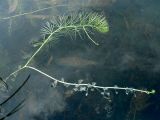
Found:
<box><xmin>0</xmin><ymin>77</ymin><xmax>8</xmax><ymax>90</ymax></box>
<box><xmin>0</xmin><ymin>99</ymin><xmax>25</xmax><ymax>120</ymax></box>
<box><xmin>0</xmin><ymin>74</ymin><xmax>30</xmax><ymax>106</ymax></box>
<box><xmin>0</xmin><ymin>75</ymin><xmax>30</xmax><ymax>119</ymax></box>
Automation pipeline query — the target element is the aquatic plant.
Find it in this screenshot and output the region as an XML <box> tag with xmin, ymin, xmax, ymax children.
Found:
<box><xmin>0</xmin><ymin>1</ymin><xmax>157</xmax><ymax>119</ymax></box>
<box><xmin>2</xmin><ymin>12</ymin><xmax>155</xmax><ymax>96</ymax></box>
<box><xmin>0</xmin><ymin>6</ymin><xmax>156</xmax><ymax>119</ymax></box>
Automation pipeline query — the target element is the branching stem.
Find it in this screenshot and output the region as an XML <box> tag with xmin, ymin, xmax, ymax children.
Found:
<box><xmin>3</xmin><ymin>14</ymin><xmax>155</xmax><ymax>95</ymax></box>
<box><xmin>83</xmin><ymin>26</ymin><xmax>99</xmax><ymax>45</ymax></box>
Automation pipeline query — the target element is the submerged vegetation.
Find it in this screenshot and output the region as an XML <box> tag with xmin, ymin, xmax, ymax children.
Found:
<box><xmin>32</xmin><ymin>12</ymin><xmax>109</xmax><ymax>48</ymax></box>
<box><xmin>2</xmin><ymin>12</ymin><xmax>154</xmax><ymax>94</ymax></box>
<box><xmin>0</xmin><ymin>2</ymin><xmax>156</xmax><ymax>119</ymax></box>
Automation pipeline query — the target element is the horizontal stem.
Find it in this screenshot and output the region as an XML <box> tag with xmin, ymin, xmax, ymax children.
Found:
<box><xmin>0</xmin><ymin>5</ymin><xmax>71</xmax><ymax>20</ymax></box>
<box><xmin>25</xmin><ymin>66</ymin><xmax>154</xmax><ymax>94</ymax></box>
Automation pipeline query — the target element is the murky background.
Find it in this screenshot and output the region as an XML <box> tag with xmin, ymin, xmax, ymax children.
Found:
<box><xmin>0</xmin><ymin>0</ymin><xmax>160</xmax><ymax>120</ymax></box>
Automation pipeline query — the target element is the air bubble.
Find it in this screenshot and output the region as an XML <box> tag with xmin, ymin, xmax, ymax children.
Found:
<box><xmin>61</xmin><ymin>78</ymin><xmax>64</xmax><ymax>82</ymax></box>
<box><xmin>78</xmin><ymin>79</ymin><xmax>83</xmax><ymax>84</ymax></box>
<box><xmin>91</xmin><ymin>88</ymin><xmax>94</xmax><ymax>91</ymax></box>
<box><xmin>125</xmin><ymin>89</ymin><xmax>130</xmax><ymax>95</ymax></box>
<box><xmin>91</xmin><ymin>82</ymin><xmax>96</xmax><ymax>86</ymax></box>
<box><xmin>64</xmin><ymin>83</ymin><xmax>70</xmax><ymax>87</ymax></box>
<box><xmin>51</xmin><ymin>80</ymin><xmax>57</xmax><ymax>88</ymax></box>
<box><xmin>106</xmin><ymin>92</ymin><xmax>110</xmax><ymax>97</ymax></box>
<box><xmin>115</xmin><ymin>91</ymin><xmax>118</xmax><ymax>94</ymax></box>
<box><xmin>101</xmin><ymin>92</ymin><xmax>105</xmax><ymax>95</ymax></box>
<box><xmin>79</xmin><ymin>86</ymin><xmax>86</xmax><ymax>91</ymax></box>
<box><xmin>85</xmin><ymin>92</ymin><xmax>88</xmax><ymax>96</ymax></box>
<box><xmin>73</xmin><ymin>87</ymin><xmax>78</xmax><ymax>91</ymax></box>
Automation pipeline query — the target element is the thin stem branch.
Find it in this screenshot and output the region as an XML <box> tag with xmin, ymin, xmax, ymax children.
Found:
<box><xmin>83</xmin><ymin>26</ymin><xmax>99</xmax><ymax>45</ymax></box>
<box><xmin>25</xmin><ymin>66</ymin><xmax>154</xmax><ymax>94</ymax></box>
<box><xmin>4</xmin><ymin>66</ymin><xmax>25</xmax><ymax>82</ymax></box>
<box><xmin>24</xmin><ymin>34</ymin><xmax>53</xmax><ymax>66</ymax></box>
<box><xmin>0</xmin><ymin>5</ymin><xmax>69</xmax><ymax>20</ymax></box>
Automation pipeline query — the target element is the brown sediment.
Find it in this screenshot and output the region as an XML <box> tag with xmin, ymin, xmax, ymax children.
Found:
<box><xmin>126</xmin><ymin>92</ymin><xmax>152</xmax><ymax>120</ymax></box>
<box><xmin>47</xmin><ymin>55</ymin><xmax>54</xmax><ymax>66</ymax></box>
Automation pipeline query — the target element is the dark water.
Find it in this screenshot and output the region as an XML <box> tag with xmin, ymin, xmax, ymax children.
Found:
<box><xmin>0</xmin><ymin>0</ymin><xmax>160</xmax><ymax>120</ymax></box>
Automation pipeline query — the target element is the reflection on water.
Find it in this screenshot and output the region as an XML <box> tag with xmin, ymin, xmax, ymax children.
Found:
<box><xmin>0</xmin><ymin>0</ymin><xmax>160</xmax><ymax>120</ymax></box>
<box><xmin>55</xmin><ymin>55</ymin><xmax>98</xmax><ymax>68</ymax></box>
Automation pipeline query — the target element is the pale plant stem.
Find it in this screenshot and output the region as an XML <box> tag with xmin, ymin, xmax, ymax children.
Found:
<box><xmin>4</xmin><ymin>66</ymin><xmax>25</xmax><ymax>82</ymax></box>
<box><xmin>24</xmin><ymin>28</ymin><xmax>62</xmax><ymax>66</ymax></box>
<box><xmin>83</xmin><ymin>26</ymin><xmax>99</xmax><ymax>45</ymax></box>
<box><xmin>25</xmin><ymin>66</ymin><xmax>152</xmax><ymax>94</ymax></box>
<box><xmin>5</xmin><ymin>65</ymin><xmax>153</xmax><ymax>94</ymax></box>
<box><xmin>0</xmin><ymin>5</ymin><xmax>71</xmax><ymax>20</ymax></box>
<box><xmin>24</xmin><ymin>34</ymin><xmax>53</xmax><ymax>66</ymax></box>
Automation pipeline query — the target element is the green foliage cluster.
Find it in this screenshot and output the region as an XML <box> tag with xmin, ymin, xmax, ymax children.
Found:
<box><xmin>33</xmin><ymin>12</ymin><xmax>109</xmax><ymax>47</ymax></box>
